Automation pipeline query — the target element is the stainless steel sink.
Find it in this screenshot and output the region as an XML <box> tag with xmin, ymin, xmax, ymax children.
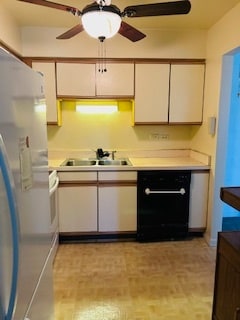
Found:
<box><xmin>98</xmin><ymin>159</ymin><xmax>131</xmax><ymax>166</ymax></box>
<box><xmin>60</xmin><ymin>159</ymin><xmax>97</xmax><ymax>166</ymax></box>
<box><xmin>60</xmin><ymin>158</ymin><xmax>132</xmax><ymax>167</ymax></box>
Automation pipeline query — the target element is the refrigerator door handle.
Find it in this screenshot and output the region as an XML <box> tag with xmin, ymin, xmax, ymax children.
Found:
<box><xmin>0</xmin><ymin>136</ymin><xmax>19</xmax><ymax>320</ymax></box>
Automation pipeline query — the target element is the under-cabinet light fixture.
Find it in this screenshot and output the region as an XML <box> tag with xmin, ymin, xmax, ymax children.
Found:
<box><xmin>34</xmin><ymin>103</ymin><xmax>46</xmax><ymax>113</ymax></box>
<box><xmin>76</xmin><ymin>104</ymin><xmax>118</xmax><ymax>114</ymax></box>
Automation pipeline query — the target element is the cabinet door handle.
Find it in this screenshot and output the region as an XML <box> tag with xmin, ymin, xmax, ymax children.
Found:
<box><xmin>145</xmin><ymin>187</ymin><xmax>186</xmax><ymax>195</ymax></box>
<box><xmin>235</xmin><ymin>307</ymin><xmax>240</xmax><ymax>320</ymax></box>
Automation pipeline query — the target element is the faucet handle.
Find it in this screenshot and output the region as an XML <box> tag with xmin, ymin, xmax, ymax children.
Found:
<box><xmin>111</xmin><ymin>150</ymin><xmax>117</xmax><ymax>160</ymax></box>
<box><xmin>97</xmin><ymin>148</ymin><xmax>104</xmax><ymax>158</ymax></box>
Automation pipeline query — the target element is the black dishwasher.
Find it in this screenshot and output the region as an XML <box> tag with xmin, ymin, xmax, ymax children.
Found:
<box><xmin>137</xmin><ymin>170</ymin><xmax>191</xmax><ymax>242</ymax></box>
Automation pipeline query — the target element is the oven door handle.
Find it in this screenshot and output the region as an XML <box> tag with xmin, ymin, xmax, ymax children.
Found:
<box><xmin>49</xmin><ymin>176</ymin><xmax>59</xmax><ymax>196</ymax></box>
<box><xmin>145</xmin><ymin>188</ymin><xmax>186</xmax><ymax>195</ymax></box>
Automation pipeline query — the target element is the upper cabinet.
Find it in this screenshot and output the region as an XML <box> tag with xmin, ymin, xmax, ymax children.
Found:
<box><xmin>56</xmin><ymin>63</ymin><xmax>96</xmax><ymax>97</ymax></box>
<box><xmin>134</xmin><ymin>63</ymin><xmax>170</xmax><ymax>124</ymax></box>
<box><xmin>32</xmin><ymin>62</ymin><xmax>61</xmax><ymax>126</ymax></box>
<box><xmin>96</xmin><ymin>63</ymin><xmax>134</xmax><ymax>97</ymax></box>
<box><xmin>30</xmin><ymin>58</ymin><xmax>205</xmax><ymax>126</ymax></box>
<box><xmin>169</xmin><ymin>64</ymin><xmax>205</xmax><ymax>124</ymax></box>
<box><xmin>134</xmin><ymin>62</ymin><xmax>205</xmax><ymax>125</ymax></box>
<box><xmin>56</xmin><ymin>62</ymin><xmax>134</xmax><ymax>98</ymax></box>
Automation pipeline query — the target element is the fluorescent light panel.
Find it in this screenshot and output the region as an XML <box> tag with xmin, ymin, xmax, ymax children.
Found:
<box><xmin>34</xmin><ymin>103</ymin><xmax>46</xmax><ymax>113</ymax></box>
<box><xmin>76</xmin><ymin>104</ymin><xmax>118</xmax><ymax>114</ymax></box>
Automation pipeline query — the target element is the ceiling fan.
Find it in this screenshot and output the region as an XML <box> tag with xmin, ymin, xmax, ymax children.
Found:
<box><xmin>17</xmin><ymin>0</ymin><xmax>191</xmax><ymax>42</ymax></box>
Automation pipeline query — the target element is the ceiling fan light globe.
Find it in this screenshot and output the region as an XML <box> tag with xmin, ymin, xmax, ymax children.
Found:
<box><xmin>82</xmin><ymin>11</ymin><xmax>121</xmax><ymax>39</ymax></box>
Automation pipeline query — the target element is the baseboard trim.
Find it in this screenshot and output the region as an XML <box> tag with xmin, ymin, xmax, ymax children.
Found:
<box><xmin>59</xmin><ymin>230</ymin><xmax>205</xmax><ymax>244</ymax></box>
<box><xmin>59</xmin><ymin>231</ymin><xmax>137</xmax><ymax>243</ymax></box>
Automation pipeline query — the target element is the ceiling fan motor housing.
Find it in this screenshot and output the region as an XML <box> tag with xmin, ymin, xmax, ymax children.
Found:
<box><xmin>82</xmin><ymin>3</ymin><xmax>121</xmax><ymax>16</ymax></box>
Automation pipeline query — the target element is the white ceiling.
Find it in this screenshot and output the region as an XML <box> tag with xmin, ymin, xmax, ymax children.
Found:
<box><xmin>2</xmin><ymin>0</ymin><xmax>240</xmax><ymax>30</ymax></box>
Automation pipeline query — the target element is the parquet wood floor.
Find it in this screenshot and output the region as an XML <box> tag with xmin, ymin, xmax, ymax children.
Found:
<box><xmin>53</xmin><ymin>238</ymin><xmax>216</xmax><ymax>320</ymax></box>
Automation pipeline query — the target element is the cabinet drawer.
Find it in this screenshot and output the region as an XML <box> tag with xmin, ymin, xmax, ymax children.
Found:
<box><xmin>58</xmin><ymin>171</ymin><xmax>97</xmax><ymax>182</ymax></box>
<box><xmin>98</xmin><ymin>171</ymin><xmax>137</xmax><ymax>181</ymax></box>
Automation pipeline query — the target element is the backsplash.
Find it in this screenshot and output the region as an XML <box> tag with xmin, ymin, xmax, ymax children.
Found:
<box><xmin>47</xmin><ymin>100</ymin><xmax>193</xmax><ymax>154</ymax></box>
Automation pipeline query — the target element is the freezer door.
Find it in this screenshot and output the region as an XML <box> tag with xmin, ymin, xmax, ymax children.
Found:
<box><xmin>0</xmin><ymin>135</ymin><xmax>19</xmax><ymax>320</ymax></box>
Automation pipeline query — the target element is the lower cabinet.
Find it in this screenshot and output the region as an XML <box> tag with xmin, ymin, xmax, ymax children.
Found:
<box><xmin>98</xmin><ymin>171</ymin><xmax>137</xmax><ymax>232</ymax></box>
<box><xmin>212</xmin><ymin>232</ymin><xmax>240</xmax><ymax>320</ymax></box>
<box><xmin>99</xmin><ymin>185</ymin><xmax>137</xmax><ymax>232</ymax></box>
<box><xmin>58</xmin><ymin>185</ymin><xmax>98</xmax><ymax>232</ymax></box>
<box><xmin>57</xmin><ymin>170</ymin><xmax>208</xmax><ymax>236</ymax></box>
<box><xmin>189</xmin><ymin>170</ymin><xmax>209</xmax><ymax>231</ymax></box>
<box><xmin>58</xmin><ymin>171</ymin><xmax>137</xmax><ymax>234</ymax></box>
<box><xmin>58</xmin><ymin>172</ymin><xmax>98</xmax><ymax>232</ymax></box>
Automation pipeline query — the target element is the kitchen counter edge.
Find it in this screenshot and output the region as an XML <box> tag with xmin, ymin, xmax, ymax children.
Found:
<box><xmin>49</xmin><ymin>158</ymin><xmax>210</xmax><ymax>172</ymax></box>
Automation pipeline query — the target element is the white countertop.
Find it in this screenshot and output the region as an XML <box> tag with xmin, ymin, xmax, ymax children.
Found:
<box><xmin>49</xmin><ymin>156</ymin><xmax>210</xmax><ymax>171</ymax></box>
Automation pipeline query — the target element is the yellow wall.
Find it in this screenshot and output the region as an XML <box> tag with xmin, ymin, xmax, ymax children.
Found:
<box><xmin>21</xmin><ymin>27</ymin><xmax>206</xmax><ymax>59</ymax></box>
<box><xmin>47</xmin><ymin>100</ymin><xmax>192</xmax><ymax>152</ymax></box>
<box><xmin>0</xmin><ymin>4</ymin><xmax>22</xmax><ymax>53</ymax></box>
<box><xmin>191</xmin><ymin>2</ymin><xmax>240</xmax><ymax>245</ymax></box>
<box><xmin>22</xmin><ymin>25</ymin><xmax>206</xmax><ymax>154</ymax></box>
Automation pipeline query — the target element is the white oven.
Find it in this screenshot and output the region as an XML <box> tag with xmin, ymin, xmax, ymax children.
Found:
<box><xmin>49</xmin><ymin>170</ymin><xmax>59</xmax><ymax>260</ymax></box>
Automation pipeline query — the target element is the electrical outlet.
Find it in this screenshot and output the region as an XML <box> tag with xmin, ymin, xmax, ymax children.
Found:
<box><xmin>150</xmin><ymin>133</ymin><xmax>160</xmax><ymax>140</ymax></box>
<box><xmin>159</xmin><ymin>133</ymin><xmax>169</xmax><ymax>140</ymax></box>
<box><xmin>150</xmin><ymin>133</ymin><xmax>169</xmax><ymax>140</ymax></box>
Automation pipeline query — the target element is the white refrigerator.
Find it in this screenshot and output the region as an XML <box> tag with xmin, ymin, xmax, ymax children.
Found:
<box><xmin>0</xmin><ymin>48</ymin><xmax>54</xmax><ymax>319</ymax></box>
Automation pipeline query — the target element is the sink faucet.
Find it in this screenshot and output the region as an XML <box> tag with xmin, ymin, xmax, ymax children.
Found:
<box><xmin>96</xmin><ymin>148</ymin><xmax>110</xmax><ymax>159</ymax></box>
<box><xmin>111</xmin><ymin>150</ymin><xmax>117</xmax><ymax>160</ymax></box>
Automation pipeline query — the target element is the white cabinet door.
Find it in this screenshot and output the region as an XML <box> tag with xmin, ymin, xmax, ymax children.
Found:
<box><xmin>96</xmin><ymin>63</ymin><xmax>134</xmax><ymax>96</ymax></box>
<box><xmin>56</xmin><ymin>62</ymin><xmax>134</xmax><ymax>97</ymax></box>
<box><xmin>189</xmin><ymin>171</ymin><xmax>209</xmax><ymax>229</ymax></box>
<box><xmin>134</xmin><ymin>63</ymin><xmax>170</xmax><ymax>124</ymax></box>
<box><xmin>99</xmin><ymin>185</ymin><xmax>137</xmax><ymax>232</ymax></box>
<box><xmin>169</xmin><ymin>64</ymin><xmax>205</xmax><ymax>123</ymax></box>
<box><xmin>58</xmin><ymin>185</ymin><xmax>97</xmax><ymax>232</ymax></box>
<box><xmin>98</xmin><ymin>171</ymin><xmax>137</xmax><ymax>232</ymax></box>
<box><xmin>56</xmin><ymin>62</ymin><xmax>96</xmax><ymax>97</ymax></box>
<box><xmin>32</xmin><ymin>62</ymin><xmax>59</xmax><ymax>124</ymax></box>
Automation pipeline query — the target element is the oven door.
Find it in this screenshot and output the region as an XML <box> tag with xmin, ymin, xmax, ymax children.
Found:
<box><xmin>49</xmin><ymin>171</ymin><xmax>59</xmax><ymax>257</ymax></box>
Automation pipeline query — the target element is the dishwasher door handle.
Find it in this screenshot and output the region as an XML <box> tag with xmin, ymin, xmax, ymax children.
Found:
<box><xmin>145</xmin><ymin>188</ymin><xmax>186</xmax><ymax>195</ymax></box>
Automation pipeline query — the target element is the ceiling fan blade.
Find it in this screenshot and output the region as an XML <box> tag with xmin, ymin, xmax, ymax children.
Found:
<box><xmin>18</xmin><ymin>0</ymin><xmax>81</xmax><ymax>15</ymax></box>
<box><xmin>118</xmin><ymin>21</ymin><xmax>146</xmax><ymax>42</ymax></box>
<box><xmin>123</xmin><ymin>0</ymin><xmax>191</xmax><ymax>18</ymax></box>
<box><xmin>56</xmin><ymin>24</ymin><xmax>84</xmax><ymax>39</ymax></box>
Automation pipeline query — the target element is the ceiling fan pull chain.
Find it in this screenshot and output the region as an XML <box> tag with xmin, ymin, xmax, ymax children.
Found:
<box><xmin>98</xmin><ymin>39</ymin><xmax>103</xmax><ymax>73</ymax></box>
<box><xmin>98</xmin><ymin>36</ymin><xmax>107</xmax><ymax>73</ymax></box>
<box><xmin>103</xmin><ymin>40</ymin><xmax>107</xmax><ymax>73</ymax></box>
<box><xmin>98</xmin><ymin>39</ymin><xmax>101</xmax><ymax>72</ymax></box>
